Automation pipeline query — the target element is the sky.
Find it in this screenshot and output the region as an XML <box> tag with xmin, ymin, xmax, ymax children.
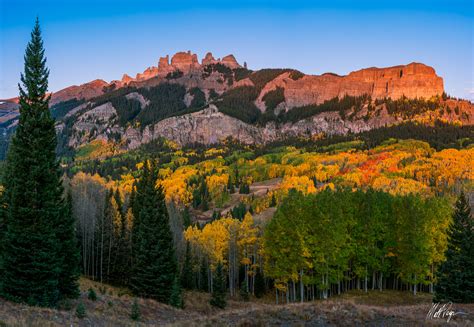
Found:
<box><xmin>0</xmin><ymin>0</ymin><xmax>473</xmax><ymax>100</ymax></box>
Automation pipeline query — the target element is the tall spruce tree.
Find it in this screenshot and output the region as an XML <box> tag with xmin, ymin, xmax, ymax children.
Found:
<box><xmin>0</xmin><ymin>19</ymin><xmax>79</xmax><ymax>306</ymax></box>
<box><xmin>57</xmin><ymin>192</ymin><xmax>80</xmax><ymax>298</ymax></box>
<box><xmin>435</xmin><ymin>192</ymin><xmax>473</xmax><ymax>303</ymax></box>
<box><xmin>181</xmin><ymin>241</ymin><xmax>194</xmax><ymax>289</ymax></box>
<box><xmin>210</xmin><ymin>262</ymin><xmax>226</xmax><ymax>309</ymax></box>
<box><xmin>130</xmin><ymin>161</ymin><xmax>178</xmax><ymax>303</ymax></box>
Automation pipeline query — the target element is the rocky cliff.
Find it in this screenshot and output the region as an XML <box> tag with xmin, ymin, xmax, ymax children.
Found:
<box><xmin>1</xmin><ymin>51</ymin><xmax>471</xmax><ymax>154</ymax></box>
<box><xmin>255</xmin><ymin>63</ymin><xmax>443</xmax><ymax>111</ymax></box>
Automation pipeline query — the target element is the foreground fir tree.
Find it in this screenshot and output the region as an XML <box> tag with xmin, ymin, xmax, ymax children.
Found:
<box><xmin>58</xmin><ymin>192</ymin><xmax>80</xmax><ymax>298</ymax></box>
<box><xmin>0</xmin><ymin>19</ymin><xmax>79</xmax><ymax>307</ymax></box>
<box><xmin>210</xmin><ymin>262</ymin><xmax>226</xmax><ymax>309</ymax></box>
<box><xmin>130</xmin><ymin>161</ymin><xmax>178</xmax><ymax>303</ymax></box>
<box><xmin>169</xmin><ymin>276</ymin><xmax>183</xmax><ymax>308</ymax></box>
<box><xmin>435</xmin><ymin>192</ymin><xmax>473</xmax><ymax>303</ymax></box>
<box><xmin>181</xmin><ymin>242</ymin><xmax>194</xmax><ymax>289</ymax></box>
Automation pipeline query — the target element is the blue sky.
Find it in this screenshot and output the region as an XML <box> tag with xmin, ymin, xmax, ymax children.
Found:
<box><xmin>0</xmin><ymin>0</ymin><xmax>472</xmax><ymax>100</ymax></box>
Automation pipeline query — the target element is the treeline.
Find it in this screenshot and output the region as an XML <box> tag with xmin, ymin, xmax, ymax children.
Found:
<box><xmin>278</xmin><ymin>94</ymin><xmax>371</xmax><ymax>123</ymax></box>
<box><xmin>258</xmin><ymin>120</ymin><xmax>474</xmax><ymax>154</ymax></box>
<box><xmin>264</xmin><ymin>188</ymin><xmax>453</xmax><ymax>302</ymax></box>
<box><xmin>63</xmin><ymin>121</ymin><xmax>472</xmax><ymax>183</ymax></box>
<box><xmin>217</xmin><ymin>86</ymin><xmax>261</xmax><ymax>124</ymax></box>
<box><xmin>50</xmin><ymin>98</ymin><xmax>85</xmax><ymax>120</ymax></box>
<box><xmin>216</xmin><ymin>91</ymin><xmax>372</xmax><ymax>125</ymax></box>
<box><xmin>376</xmin><ymin>96</ymin><xmax>439</xmax><ymax>118</ymax></box>
<box><xmin>71</xmin><ymin>162</ymin><xmax>184</xmax><ymax>306</ymax></box>
<box><xmin>135</xmin><ymin>84</ymin><xmax>187</xmax><ymax>126</ymax></box>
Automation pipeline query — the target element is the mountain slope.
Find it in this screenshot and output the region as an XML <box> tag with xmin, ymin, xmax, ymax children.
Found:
<box><xmin>0</xmin><ymin>51</ymin><xmax>472</xmax><ymax>156</ymax></box>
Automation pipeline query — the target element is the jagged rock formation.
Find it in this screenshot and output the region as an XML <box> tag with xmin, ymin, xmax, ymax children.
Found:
<box><xmin>121</xmin><ymin>74</ymin><xmax>133</xmax><ymax>84</ymax></box>
<box><xmin>202</xmin><ymin>52</ymin><xmax>218</xmax><ymax>66</ymax></box>
<box><xmin>256</xmin><ymin>63</ymin><xmax>444</xmax><ymax>111</ymax></box>
<box><xmin>221</xmin><ymin>55</ymin><xmax>241</xmax><ymax>69</ymax></box>
<box><xmin>1</xmin><ymin>51</ymin><xmax>472</xmax><ymax>155</ymax></box>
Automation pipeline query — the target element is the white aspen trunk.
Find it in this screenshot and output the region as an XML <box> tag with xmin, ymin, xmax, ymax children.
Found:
<box><xmin>379</xmin><ymin>272</ymin><xmax>383</xmax><ymax>291</ymax></box>
<box><xmin>372</xmin><ymin>271</ymin><xmax>376</xmax><ymax>290</ymax></box>
<box><xmin>413</xmin><ymin>273</ymin><xmax>417</xmax><ymax>296</ymax></box>
<box><xmin>300</xmin><ymin>269</ymin><xmax>304</xmax><ymax>303</ymax></box>
<box><xmin>364</xmin><ymin>271</ymin><xmax>368</xmax><ymax>293</ymax></box>
<box><xmin>107</xmin><ymin>234</ymin><xmax>112</xmax><ymax>279</ymax></box>
<box><xmin>323</xmin><ymin>274</ymin><xmax>328</xmax><ymax>299</ymax></box>
<box><xmin>429</xmin><ymin>264</ymin><xmax>434</xmax><ymax>293</ymax></box>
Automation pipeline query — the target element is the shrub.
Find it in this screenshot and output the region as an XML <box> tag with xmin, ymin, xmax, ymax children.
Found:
<box><xmin>76</xmin><ymin>302</ymin><xmax>86</xmax><ymax>318</ymax></box>
<box><xmin>130</xmin><ymin>299</ymin><xmax>141</xmax><ymax>321</ymax></box>
<box><xmin>240</xmin><ymin>282</ymin><xmax>250</xmax><ymax>301</ymax></box>
<box><xmin>87</xmin><ymin>288</ymin><xmax>97</xmax><ymax>301</ymax></box>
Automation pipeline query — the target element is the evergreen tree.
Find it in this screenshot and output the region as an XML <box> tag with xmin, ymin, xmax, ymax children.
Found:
<box><xmin>254</xmin><ymin>269</ymin><xmax>266</xmax><ymax>298</ymax></box>
<box><xmin>0</xmin><ymin>19</ymin><xmax>78</xmax><ymax>307</ymax></box>
<box><xmin>170</xmin><ymin>276</ymin><xmax>183</xmax><ymax>308</ymax></box>
<box><xmin>130</xmin><ymin>161</ymin><xmax>178</xmax><ymax>303</ymax></box>
<box><xmin>200</xmin><ymin>258</ymin><xmax>209</xmax><ymax>292</ymax></box>
<box><xmin>57</xmin><ymin>192</ymin><xmax>80</xmax><ymax>299</ymax></box>
<box><xmin>270</xmin><ymin>193</ymin><xmax>277</xmax><ymax>207</ymax></box>
<box><xmin>130</xmin><ymin>299</ymin><xmax>140</xmax><ymax>321</ymax></box>
<box><xmin>87</xmin><ymin>288</ymin><xmax>98</xmax><ymax>301</ymax></box>
<box><xmin>182</xmin><ymin>207</ymin><xmax>192</xmax><ymax>229</ymax></box>
<box><xmin>435</xmin><ymin>193</ymin><xmax>473</xmax><ymax>303</ymax></box>
<box><xmin>227</xmin><ymin>176</ymin><xmax>235</xmax><ymax>193</ymax></box>
<box><xmin>239</xmin><ymin>183</ymin><xmax>250</xmax><ymax>194</ymax></box>
<box><xmin>76</xmin><ymin>302</ymin><xmax>86</xmax><ymax>318</ymax></box>
<box><xmin>181</xmin><ymin>242</ymin><xmax>194</xmax><ymax>289</ymax></box>
<box><xmin>210</xmin><ymin>262</ymin><xmax>226</xmax><ymax>309</ymax></box>
<box><xmin>239</xmin><ymin>282</ymin><xmax>250</xmax><ymax>301</ymax></box>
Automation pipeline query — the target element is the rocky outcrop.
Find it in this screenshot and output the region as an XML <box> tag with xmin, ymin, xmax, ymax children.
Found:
<box><xmin>121</xmin><ymin>74</ymin><xmax>133</xmax><ymax>84</ymax></box>
<box><xmin>256</xmin><ymin>63</ymin><xmax>444</xmax><ymax>112</ymax></box>
<box><xmin>136</xmin><ymin>66</ymin><xmax>160</xmax><ymax>81</ymax></box>
<box><xmin>120</xmin><ymin>104</ymin><xmax>398</xmax><ymax>148</ymax></box>
<box><xmin>342</xmin><ymin>63</ymin><xmax>444</xmax><ymax>99</ymax></box>
<box><xmin>221</xmin><ymin>55</ymin><xmax>241</xmax><ymax>69</ymax></box>
<box><xmin>171</xmin><ymin>51</ymin><xmax>201</xmax><ymax>73</ymax></box>
<box><xmin>158</xmin><ymin>55</ymin><xmax>171</xmax><ymax>70</ymax></box>
<box><xmin>66</xmin><ymin>94</ymin><xmax>473</xmax><ymax>150</ymax></box>
<box><xmin>124</xmin><ymin>105</ymin><xmax>264</xmax><ymax>148</ymax></box>
<box><xmin>202</xmin><ymin>52</ymin><xmax>218</xmax><ymax>66</ymax></box>
<box><xmin>125</xmin><ymin>92</ymin><xmax>149</xmax><ymax>109</ymax></box>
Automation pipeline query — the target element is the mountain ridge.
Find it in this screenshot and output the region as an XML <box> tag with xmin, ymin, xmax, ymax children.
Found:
<box><xmin>0</xmin><ymin>51</ymin><xmax>472</xmax><ymax>157</ymax></box>
<box><xmin>1</xmin><ymin>51</ymin><xmax>444</xmax><ymax>106</ymax></box>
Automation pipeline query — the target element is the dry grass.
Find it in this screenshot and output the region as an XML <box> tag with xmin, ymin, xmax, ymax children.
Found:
<box><xmin>0</xmin><ymin>279</ymin><xmax>473</xmax><ymax>326</ymax></box>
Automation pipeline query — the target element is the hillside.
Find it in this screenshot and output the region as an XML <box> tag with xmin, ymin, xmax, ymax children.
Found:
<box><xmin>0</xmin><ymin>51</ymin><xmax>472</xmax><ymax>158</ymax></box>
<box><xmin>1</xmin><ymin>278</ymin><xmax>473</xmax><ymax>326</ymax></box>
